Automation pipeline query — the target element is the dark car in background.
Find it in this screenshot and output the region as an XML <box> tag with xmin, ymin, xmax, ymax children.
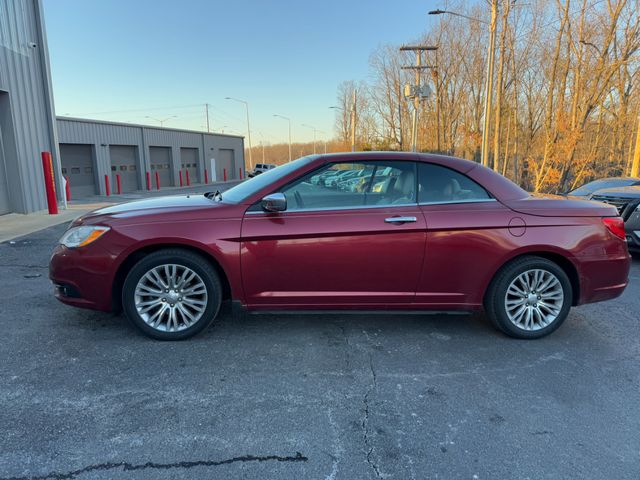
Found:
<box><xmin>248</xmin><ymin>163</ymin><xmax>277</xmax><ymax>177</ymax></box>
<box><xmin>590</xmin><ymin>186</ymin><xmax>640</xmax><ymax>252</ymax></box>
<box><xmin>566</xmin><ymin>177</ymin><xmax>640</xmax><ymax>199</ymax></box>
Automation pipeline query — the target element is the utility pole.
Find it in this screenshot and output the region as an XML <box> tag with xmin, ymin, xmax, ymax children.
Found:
<box><xmin>492</xmin><ymin>0</ymin><xmax>510</xmax><ymax>173</ymax></box>
<box><xmin>432</xmin><ymin>51</ymin><xmax>441</xmax><ymax>152</ymax></box>
<box><xmin>400</xmin><ymin>45</ymin><xmax>438</xmax><ymax>152</ymax></box>
<box><xmin>205</xmin><ymin>103</ymin><xmax>210</xmax><ymax>133</ymax></box>
<box><xmin>481</xmin><ymin>0</ymin><xmax>499</xmax><ymax>168</ymax></box>
<box><xmin>631</xmin><ymin>115</ymin><xmax>640</xmax><ymax>177</ymax></box>
<box><xmin>225</xmin><ymin>97</ymin><xmax>253</xmax><ymax>170</ymax></box>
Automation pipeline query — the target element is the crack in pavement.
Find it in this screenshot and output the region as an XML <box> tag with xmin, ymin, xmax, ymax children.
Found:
<box><xmin>1</xmin><ymin>452</ymin><xmax>308</xmax><ymax>480</ymax></box>
<box><xmin>362</xmin><ymin>352</ymin><xmax>382</xmax><ymax>478</ymax></box>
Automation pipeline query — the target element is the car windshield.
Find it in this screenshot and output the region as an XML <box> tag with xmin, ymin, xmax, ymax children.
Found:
<box><xmin>569</xmin><ymin>179</ymin><xmax>638</xmax><ymax>196</ymax></box>
<box><xmin>221</xmin><ymin>156</ymin><xmax>316</xmax><ymax>203</ymax></box>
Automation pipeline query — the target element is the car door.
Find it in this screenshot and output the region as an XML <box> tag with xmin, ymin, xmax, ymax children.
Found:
<box><xmin>415</xmin><ymin>162</ymin><xmax>513</xmax><ymax>308</ymax></box>
<box><xmin>240</xmin><ymin>160</ymin><xmax>427</xmax><ymax>308</ymax></box>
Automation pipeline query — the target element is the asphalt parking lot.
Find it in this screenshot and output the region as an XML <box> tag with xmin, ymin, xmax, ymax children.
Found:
<box><xmin>1</xmin><ymin>225</ymin><xmax>639</xmax><ymax>480</ymax></box>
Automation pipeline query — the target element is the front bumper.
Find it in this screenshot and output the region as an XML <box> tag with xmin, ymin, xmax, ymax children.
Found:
<box><xmin>49</xmin><ymin>244</ymin><xmax>115</xmax><ymax>312</ymax></box>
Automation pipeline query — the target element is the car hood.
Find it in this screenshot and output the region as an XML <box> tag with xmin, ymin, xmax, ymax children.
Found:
<box><xmin>590</xmin><ymin>186</ymin><xmax>640</xmax><ymax>199</ymax></box>
<box><xmin>73</xmin><ymin>194</ymin><xmax>238</xmax><ymax>226</ymax></box>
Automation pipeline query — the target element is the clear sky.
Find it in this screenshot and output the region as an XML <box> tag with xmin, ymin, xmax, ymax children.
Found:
<box><xmin>43</xmin><ymin>0</ymin><xmax>441</xmax><ymax>144</ymax></box>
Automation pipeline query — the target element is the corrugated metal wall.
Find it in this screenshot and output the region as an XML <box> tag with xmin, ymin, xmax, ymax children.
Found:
<box><xmin>0</xmin><ymin>0</ymin><xmax>245</xmax><ymax>212</ymax></box>
<box><xmin>58</xmin><ymin>118</ymin><xmax>245</xmax><ymax>195</ymax></box>
<box><xmin>0</xmin><ymin>0</ymin><xmax>60</xmax><ymax>214</ymax></box>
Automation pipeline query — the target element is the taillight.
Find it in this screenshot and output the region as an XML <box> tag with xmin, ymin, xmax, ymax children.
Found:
<box><xmin>602</xmin><ymin>217</ymin><xmax>626</xmax><ymax>240</ymax></box>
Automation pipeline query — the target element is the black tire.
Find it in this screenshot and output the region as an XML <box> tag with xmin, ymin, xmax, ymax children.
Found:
<box><xmin>122</xmin><ymin>249</ymin><xmax>222</xmax><ymax>340</ymax></box>
<box><xmin>484</xmin><ymin>256</ymin><xmax>573</xmax><ymax>339</ymax></box>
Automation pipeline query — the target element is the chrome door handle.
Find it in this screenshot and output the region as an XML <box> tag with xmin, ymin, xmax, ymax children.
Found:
<box><xmin>384</xmin><ymin>216</ymin><xmax>417</xmax><ymax>224</ymax></box>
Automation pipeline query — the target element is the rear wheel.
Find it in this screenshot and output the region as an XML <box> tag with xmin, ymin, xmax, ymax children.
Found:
<box><xmin>485</xmin><ymin>256</ymin><xmax>572</xmax><ymax>339</ymax></box>
<box><xmin>122</xmin><ymin>249</ymin><xmax>222</xmax><ymax>340</ymax></box>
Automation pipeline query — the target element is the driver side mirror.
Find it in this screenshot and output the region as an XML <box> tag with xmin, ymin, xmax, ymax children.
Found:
<box><xmin>261</xmin><ymin>192</ymin><xmax>287</xmax><ymax>212</ymax></box>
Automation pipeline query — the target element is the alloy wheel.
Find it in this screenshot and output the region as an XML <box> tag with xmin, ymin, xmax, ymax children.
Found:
<box><xmin>504</xmin><ymin>268</ymin><xmax>564</xmax><ymax>331</ymax></box>
<box><xmin>134</xmin><ymin>264</ymin><xmax>208</xmax><ymax>332</ymax></box>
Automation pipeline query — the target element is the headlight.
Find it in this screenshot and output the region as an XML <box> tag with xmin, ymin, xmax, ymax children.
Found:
<box><xmin>59</xmin><ymin>226</ymin><xmax>110</xmax><ymax>248</ymax></box>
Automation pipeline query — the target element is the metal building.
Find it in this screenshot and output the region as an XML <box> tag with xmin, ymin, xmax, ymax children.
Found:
<box><xmin>0</xmin><ymin>0</ymin><xmax>63</xmax><ymax>215</ymax></box>
<box><xmin>57</xmin><ymin>117</ymin><xmax>245</xmax><ymax>199</ymax></box>
<box><xmin>0</xmin><ymin>0</ymin><xmax>246</xmax><ymax>214</ymax></box>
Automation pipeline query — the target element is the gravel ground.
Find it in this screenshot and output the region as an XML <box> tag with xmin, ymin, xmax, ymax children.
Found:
<box><xmin>1</xmin><ymin>224</ymin><xmax>639</xmax><ymax>479</ymax></box>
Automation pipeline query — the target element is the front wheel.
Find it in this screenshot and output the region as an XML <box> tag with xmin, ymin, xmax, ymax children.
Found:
<box><xmin>485</xmin><ymin>256</ymin><xmax>573</xmax><ymax>339</ymax></box>
<box><xmin>122</xmin><ymin>249</ymin><xmax>222</xmax><ymax>340</ymax></box>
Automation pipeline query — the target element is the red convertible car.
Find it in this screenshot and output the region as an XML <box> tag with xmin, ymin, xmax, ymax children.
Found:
<box><xmin>50</xmin><ymin>152</ymin><xmax>630</xmax><ymax>340</ymax></box>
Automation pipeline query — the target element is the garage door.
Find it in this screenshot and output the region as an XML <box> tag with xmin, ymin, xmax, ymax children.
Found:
<box><xmin>217</xmin><ymin>149</ymin><xmax>236</xmax><ymax>180</ymax></box>
<box><xmin>110</xmin><ymin>145</ymin><xmax>139</xmax><ymax>193</ymax></box>
<box><xmin>0</xmin><ymin>125</ymin><xmax>10</xmax><ymax>214</ymax></box>
<box><xmin>150</xmin><ymin>147</ymin><xmax>173</xmax><ymax>187</ymax></box>
<box><xmin>180</xmin><ymin>148</ymin><xmax>199</xmax><ymax>184</ymax></box>
<box><xmin>59</xmin><ymin>144</ymin><xmax>96</xmax><ymax>199</ymax></box>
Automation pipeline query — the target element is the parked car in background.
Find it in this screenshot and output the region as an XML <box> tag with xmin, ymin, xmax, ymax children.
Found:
<box><xmin>50</xmin><ymin>152</ymin><xmax>630</xmax><ymax>341</ymax></box>
<box><xmin>565</xmin><ymin>177</ymin><xmax>640</xmax><ymax>199</ymax></box>
<box><xmin>590</xmin><ymin>185</ymin><xmax>640</xmax><ymax>253</ymax></box>
<box><xmin>248</xmin><ymin>163</ymin><xmax>277</xmax><ymax>177</ymax></box>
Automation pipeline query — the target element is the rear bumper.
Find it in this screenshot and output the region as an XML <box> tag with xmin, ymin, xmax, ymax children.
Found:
<box><xmin>49</xmin><ymin>244</ymin><xmax>114</xmax><ymax>312</ymax></box>
<box><xmin>576</xmin><ymin>253</ymin><xmax>631</xmax><ymax>305</ymax></box>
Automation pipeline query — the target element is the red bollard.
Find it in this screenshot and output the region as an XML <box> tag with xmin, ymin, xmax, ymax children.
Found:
<box><xmin>186</xmin><ymin>169</ymin><xmax>191</xmax><ymax>186</ymax></box>
<box><xmin>204</xmin><ymin>169</ymin><xmax>209</xmax><ymax>184</ymax></box>
<box><xmin>104</xmin><ymin>174</ymin><xmax>111</xmax><ymax>196</ymax></box>
<box><xmin>179</xmin><ymin>170</ymin><xmax>183</xmax><ymax>187</ymax></box>
<box><xmin>41</xmin><ymin>152</ymin><xmax>58</xmax><ymax>214</ymax></box>
<box><xmin>65</xmin><ymin>176</ymin><xmax>71</xmax><ymax>202</ymax></box>
<box><xmin>239</xmin><ymin>168</ymin><xmax>243</xmax><ymax>180</ymax></box>
<box><xmin>116</xmin><ymin>174</ymin><xmax>122</xmax><ymax>194</ymax></box>
<box><xmin>223</xmin><ymin>168</ymin><xmax>227</xmax><ymax>181</ymax></box>
<box><xmin>155</xmin><ymin>171</ymin><xmax>160</xmax><ymax>190</ymax></box>
<box><xmin>146</xmin><ymin>172</ymin><xmax>151</xmax><ymax>190</ymax></box>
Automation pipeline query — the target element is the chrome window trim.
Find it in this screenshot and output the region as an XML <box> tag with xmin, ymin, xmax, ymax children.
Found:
<box><xmin>245</xmin><ymin>202</ymin><xmax>418</xmax><ymax>215</ymax></box>
<box><xmin>418</xmin><ymin>198</ymin><xmax>497</xmax><ymax>206</ymax></box>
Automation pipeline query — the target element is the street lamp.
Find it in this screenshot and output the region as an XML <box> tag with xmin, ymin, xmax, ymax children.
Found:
<box><xmin>330</xmin><ymin>105</ymin><xmax>356</xmax><ymax>152</ymax></box>
<box><xmin>429</xmin><ymin>3</ymin><xmax>497</xmax><ymax>168</ymax></box>
<box><xmin>145</xmin><ymin>115</ymin><xmax>177</xmax><ymax>127</ymax></box>
<box><xmin>273</xmin><ymin>114</ymin><xmax>292</xmax><ymax>162</ymax></box>
<box><xmin>225</xmin><ymin>97</ymin><xmax>253</xmax><ymax>170</ymax></box>
<box><xmin>301</xmin><ymin>123</ymin><xmax>319</xmax><ymax>154</ymax></box>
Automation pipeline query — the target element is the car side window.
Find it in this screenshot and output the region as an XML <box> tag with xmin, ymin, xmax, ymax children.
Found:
<box><xmin>418</xmin><ymin>163</ymin><xmax>491</xmax><ymax>204</ymax></box>
<box><xmin>281</xmin><ymin>161</ymin><xmax>417</xmax><ymax>211</ymax></box>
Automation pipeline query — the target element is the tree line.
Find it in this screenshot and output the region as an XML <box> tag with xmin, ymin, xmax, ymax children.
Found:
<box><xmin>333</xmin><ymin>0</ymin><xmax>640</xmax><ymax>193</ymax></box>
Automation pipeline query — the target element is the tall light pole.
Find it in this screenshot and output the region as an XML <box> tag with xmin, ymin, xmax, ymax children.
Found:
<box><xmin>273</xmin><ymin>114</ymin><xmax>292</xmax><ymax>162</ymax></box>
<box><xmin>301</xmin><ymin>123</ymin><xmax>319</xmax><ymax>154</ymax></box>
<box><xmin>429</xmin><ymin>5</ymin><xmax>496</xmax><ymax>167</ymax></box>
<box><xmin>145</xmin><ymin>115</ymin><xmax>177</xmax><ymax>127</ymax></box>
<box><xmin>225</xmin><ymin>97</ymin><xmax>253</xmax><ymax>170</ymax></box>
<box><xmin>317</xmin><ymin>130</ymin><xmax>328</xmax><ymax>154</ymax></box>
<box><xmin>330</xmin><ymin>105</ymin><xmax>356</xmax><ymax>152</ymax></box>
